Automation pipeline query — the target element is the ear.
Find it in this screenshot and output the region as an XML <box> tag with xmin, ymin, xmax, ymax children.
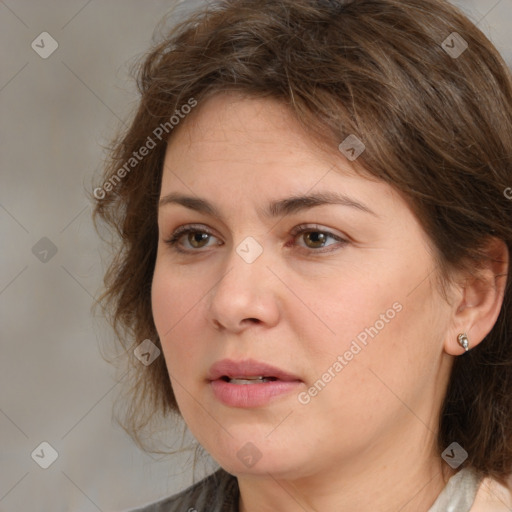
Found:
<box><xmin>444</xmin><ymin>237</ymin><xmax>509</xmax><ymax>355</ymax></box>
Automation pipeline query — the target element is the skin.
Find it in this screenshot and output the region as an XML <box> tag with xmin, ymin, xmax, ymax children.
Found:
<box><xmin>151</xmin><ymin>92</ymin><xmax>508</xmax><ymax>512</ymax></box>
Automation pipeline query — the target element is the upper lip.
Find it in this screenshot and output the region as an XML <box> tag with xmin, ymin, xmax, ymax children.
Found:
<box><xmin>207</xmin><ymin>358</ymin><xmax>301</xmax><ymax>382</ymax></box>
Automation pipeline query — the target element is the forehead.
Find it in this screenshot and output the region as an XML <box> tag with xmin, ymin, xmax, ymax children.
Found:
<box><xmin>162</xmin><ymin>92</ymin><xmax>362</xmax><ymax>184</ymax></box>
<box><xmin>168</xmin><ymin>92</ymin><xmax>310</xmax><ymax>145</ymax></box>
<box><xmin>159</xmin><ymin>92</ymin><xmax>408</xmax><ymax>224</ymax></box>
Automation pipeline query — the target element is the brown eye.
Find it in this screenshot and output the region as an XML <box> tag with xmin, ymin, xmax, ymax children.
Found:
<box><xmin>164</xmin><ymin>226</ymin><xmax>220</xmax><ymax>253</ymax></box>
<box><xmin>187</xmin><ymin>231</ymin><xmax>210</xmax><ymax>248</ymax></box>
<box><xmin>288</xmin><ymin>224</ymin><xmax>349</xmax><ymax>254</ymax></box>
<box><xmin>302</xmin><ymin>231</ymin><xmax>329</xmax><ymax>249</ymax></box>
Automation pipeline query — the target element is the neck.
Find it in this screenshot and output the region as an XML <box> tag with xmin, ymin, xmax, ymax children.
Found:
<box><xmin>237</xmin><ymin>429</ymin><xmax>456</xmax><ymax>512</ymax></box>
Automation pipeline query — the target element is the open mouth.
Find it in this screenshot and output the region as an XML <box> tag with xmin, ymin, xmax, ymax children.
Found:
<box><xmin>207</xmin><ymin>359</ymin><xmax>302</xmax><ymax>407</ymax></box>
<box><xmin>220</xmin><ymin>376</ymin><xmax>279</xmax><ymax>384</ymax></box>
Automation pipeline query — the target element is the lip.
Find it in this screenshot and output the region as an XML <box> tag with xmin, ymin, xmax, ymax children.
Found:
<box><xmin>207</xmin><ymin>358</ymin><xmax>302</xmax><ymax>408</ymax></box>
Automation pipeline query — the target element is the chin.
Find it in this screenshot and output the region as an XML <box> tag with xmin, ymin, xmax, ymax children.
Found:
<box><xmin>203</xmin><ymin>434</ymin><xmax>308</xmax><ymax>479</ymax></box>
<box><xmin>218</xmin><ymin>455</ymin><xmax>299</xmax><ymax>478</ymax></box>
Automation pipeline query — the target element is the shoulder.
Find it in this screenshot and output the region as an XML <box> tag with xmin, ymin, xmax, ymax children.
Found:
<box><xmin>470</xmin><ymin>473</ymin><xmax>512</xmax><ymax>512</ymax></box>
<box><xmin>125</xmin><ymin>468</ymin><xmax>239</xmax><ymax>512</ymax></box>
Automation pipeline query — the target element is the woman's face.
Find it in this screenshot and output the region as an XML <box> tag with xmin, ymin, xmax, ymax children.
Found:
<box><xmin>152</xmin><ymin>92</ymin><xmax>456</xmax><ymax>479</ymax></box>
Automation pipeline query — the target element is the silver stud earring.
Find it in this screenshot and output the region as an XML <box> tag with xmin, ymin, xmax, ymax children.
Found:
<box><xmin>457</xmin><ymin>332</ymin><xmax>470</xmax><ymax>352</ymax></box>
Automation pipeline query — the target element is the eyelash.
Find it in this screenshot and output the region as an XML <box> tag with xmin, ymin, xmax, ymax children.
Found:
<box><xmin>163</xmin><ymin>223</ymin><xmax>349</xmax><ymax>255</ymax></box>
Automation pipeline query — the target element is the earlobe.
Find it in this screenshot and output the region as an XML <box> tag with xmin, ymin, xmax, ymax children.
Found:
<box><xmin>444</xmin><ymin>237</ymin><xmax>509</xmax><ymax>356</ymax></box>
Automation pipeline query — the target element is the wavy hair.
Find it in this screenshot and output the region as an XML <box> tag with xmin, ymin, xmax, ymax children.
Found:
<box><xmin>93</xmin><ymin>0</ymin><xmax>512</xmax><ymax>484</ymax></box>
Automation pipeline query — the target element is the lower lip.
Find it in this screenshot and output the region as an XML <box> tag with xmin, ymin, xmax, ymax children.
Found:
<box><xmin>210</xmin><ymin>379</ymin><xmax>302</xmax><ymax>408</ymax></box>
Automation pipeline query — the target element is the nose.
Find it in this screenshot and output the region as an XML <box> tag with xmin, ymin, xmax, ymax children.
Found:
<box><xmin>206</xmin><ymin>241</ymin><xmax>281</xmax><ymax>333</ymax></box>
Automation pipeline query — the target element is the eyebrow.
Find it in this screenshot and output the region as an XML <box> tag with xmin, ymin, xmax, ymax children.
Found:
<box><xmin>158</xmin><ymin>191</ymin><xmax>378</xmax><ymax>218</ymax></box>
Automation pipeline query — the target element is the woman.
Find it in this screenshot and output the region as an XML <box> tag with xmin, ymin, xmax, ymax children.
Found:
<box><xmin>93</xmin><ymin>0</ymin><xmax>512</xmax><ymax>510</ymax></box>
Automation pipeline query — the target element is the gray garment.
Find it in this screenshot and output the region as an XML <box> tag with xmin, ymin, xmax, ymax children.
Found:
<box><xmin>127</xmin><ymin>466</ymin><xmax>482</xmax><ymax>512</ymax></box>
<box><xmin>127</xmin><ymin>469</ymin><xmax>238</xmax><ymax>512</ymax></box>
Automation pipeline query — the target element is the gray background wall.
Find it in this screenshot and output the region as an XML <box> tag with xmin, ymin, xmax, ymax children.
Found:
<box><xmin>1</xmin><ymin>1</ymin><xmax>511</xmax><ymax>511</ymax></box>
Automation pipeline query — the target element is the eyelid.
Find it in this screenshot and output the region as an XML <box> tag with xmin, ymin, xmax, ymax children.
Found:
<box><xmin>163</xmin><ymin>223</ymin><xmax>221</xmax><ymax>252</ymax></box>
<box><xmin>289</xmin><ymin>223</ymin><xmax>345</xmax><ymax>239</ymax></box>
<box><xmin>287</xmin><ymin>223</ymin><xmax>349</xmax><ymax>252</ymax></box>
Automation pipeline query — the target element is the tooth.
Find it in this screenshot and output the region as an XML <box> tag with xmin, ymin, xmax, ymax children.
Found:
<box><xmin>229</xmin><ymin>377</ymin><xmax>271</xmax><ymax>384</ymax></box>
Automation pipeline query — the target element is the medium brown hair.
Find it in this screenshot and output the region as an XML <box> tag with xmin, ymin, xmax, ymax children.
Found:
<box><xmin>93</xmin><ymin>0</ymin><xmax>512</xmax><ymax>483</ymax></box>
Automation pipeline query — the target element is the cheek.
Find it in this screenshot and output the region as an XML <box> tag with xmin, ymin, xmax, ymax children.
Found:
<box><xmin>151</xmin><ymin>262</ymin><xmax>189</xmax><ymax>362</ymax></box>
<box><xmin>293</xmin><ymin>308</ymin><xmax>425</xmax><ymax>458</ymax></box>
<box><xmin>151</xmin><ymin>255</ymin><xmax>202</xmax><ymax>334</ymax></box>
<box><xmin>301</xmin><ymin>265</ymin><xmax>404</xmax><ymax>349</ymax></box>
<box><xmin>151</xmin><ymin>267</ymin><xmax>211</xmax><ymax>439</ymax></box>
<box><xmin>151</xmin><ymin>263</ymin><xmax>175</xmax><ymax>336</ymax></box>
<box><xmin>151</xmin><ymin>259</ymin><xmax>209</xmax><ymax>381</ymax></box>
<box><xmin>298</xmin><ymin>256</ymin><xmax>441</xmax><ymax>406</ymax></box>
